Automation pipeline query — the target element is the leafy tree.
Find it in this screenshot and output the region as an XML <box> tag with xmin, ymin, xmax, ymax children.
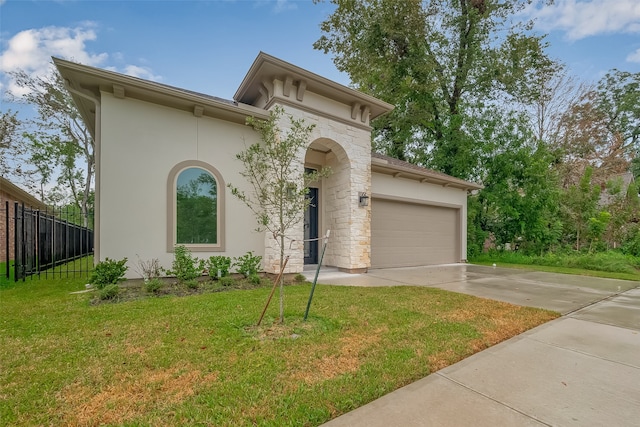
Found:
<box><xmin>560</xmin><ymin>167</ymin><xmax>601</xmax><ymax>251</ymax></box>
<box><xmin>314</xmin><ymin>0</ymin><xmax>555</xmax><ymax>179</ymax></box>
<box><xmin>0</xmin><ymin>110</ymin><xmax>21</xmax><ymax>176</ymax></box>
<box><xmin>7</xmin><ymin>66</ymin><xmax>94</xmax><ymax>224</ymax></box>
<box><xmin>467</xmin><ymin>108</ymin><xmax>561</xmax><ymax>254</ymax></box>
<box><xmin>554</xmin><ymin>88</ymin><xmax>630</xmax><ymax>188</ymax></box>
<box><xmin>596</xmin><ymin>70</ymin><xmax>640</xmax><ymax>155</ymax></box>
<box><xmin>597</xmin><ymin>70</ymin><xmax>640</xmax><ymax>182</ymax></box>
<box><xmin>229</xmin><ymin>107</ymin><xmax>329</xmax><ymax>322</ymax></box>
<box><xmin>587</xmin><ymin>211</ymin><xmax>611</xmax><ymax>252</ymax></box>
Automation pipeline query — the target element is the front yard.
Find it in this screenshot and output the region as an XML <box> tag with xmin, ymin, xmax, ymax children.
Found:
<box><xmin>1</xmin><ymin>276</ymin><xmax>557</xmax><ymax>426</ymax></box>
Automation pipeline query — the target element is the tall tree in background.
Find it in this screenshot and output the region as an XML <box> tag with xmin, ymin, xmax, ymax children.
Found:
<box><xmin>314</xmin><ymin>0</ymin><xmax>555</xmax><ymax>179</ymax></box>
<box><xmin>597</xmin><ymin>70</ymin><xmax>640</xmax><ymax>154</ymax></box>
<box><xmin>466</xmin><ymin>108</ymin><xmax>561</xmax><ymax>254</ymax></box>
<box><xmin>0</xmin><ymin>110</ymin><xmax>21</xmax><ymax>176</ymax></box>
<box><xmin>552</xmin><ymin>70</ymin><xmax>639</xmax><ymax>188</ymax></box>
<box><xmin>560</xmin><ymin>167</ymin><xmax>601</xmax><ymax>251</ymax></box>
<box><xmin>518</xmin><ymin>65</ymin><xmax>586</xmax><ymax>145</ymax></box>
<box><xmin>553</xmin><ymin>89</ymin><xmax>629</xmax><ymax>188</ymax></box>
<box><xmin>6</xmin><ymin>66</ymin><xmax>94</xmax><ymax>224</ymax></box>
<box><xmin>597</xmin><ymin>70</ymin><xmax>640</xmax><ymax>180</ymax></box>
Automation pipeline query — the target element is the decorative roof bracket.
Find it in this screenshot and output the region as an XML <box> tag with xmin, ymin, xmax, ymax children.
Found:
<box><xmin>113</xmin><ymin>84</ymin><xmax>125</xmax><ymax>99</ymax></box>
<box><xmin>283</xmin><ymin>75</ymin><xmax>293</xmax><ymax>97</ymax></box>
<box><xmin>296</xmin><ymin>80</ymin><xmax>306</xmax><ymax>101</ymax></box>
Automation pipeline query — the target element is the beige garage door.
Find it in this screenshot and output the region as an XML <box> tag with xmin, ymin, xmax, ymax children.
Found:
<box><xmin>371</xmin><ymin>198</ymin><xmax>459</xmax><ymax>268</ymax></box>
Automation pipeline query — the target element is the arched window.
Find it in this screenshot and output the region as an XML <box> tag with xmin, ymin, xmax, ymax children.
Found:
<box><xmin>167</xmin><ymin>161</ymin><xmax>225</xmax><ymax>251</ymax></box>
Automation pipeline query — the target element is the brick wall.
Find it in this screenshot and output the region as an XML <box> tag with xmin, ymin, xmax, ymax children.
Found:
<box><xmin>0</xmin><ymin>191</ymin><xmax>17</xmax><ymax>262</ymax></box>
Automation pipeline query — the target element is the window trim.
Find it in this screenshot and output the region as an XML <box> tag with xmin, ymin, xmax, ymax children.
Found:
<box><xmin>167</xmin><ymin>160</ymin><xmax>225</xmax><ymax>252</ymax></box>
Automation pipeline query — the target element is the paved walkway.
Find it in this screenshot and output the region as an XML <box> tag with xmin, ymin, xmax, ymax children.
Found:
<box><xmin>307</xmin><ymin>264</ymin><xmax>640</xmax><ymax>427</ymax></box>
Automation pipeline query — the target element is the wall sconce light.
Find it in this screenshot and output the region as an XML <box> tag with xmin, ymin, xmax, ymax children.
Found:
<box><xmin>359</xmin><ymin>192</ymin><xmax>369</xmax><ymax>207</ymax></box>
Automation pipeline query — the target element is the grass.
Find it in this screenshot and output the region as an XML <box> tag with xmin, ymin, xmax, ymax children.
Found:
<box><xmin>471</xmin><ymin>250</ymin><xmax>640</xmax><ymax>282</ymax></box>
<box><xmin>0</xmin><ymin>275</ymin><xmax>558</xmax><ymax>426</ymax></box>
<box><xmin>0</xmin><ymin>261</ymin><xmax>12</xmax><ymax>285</ymax></box>
<box><xmin>0</xmin><ymin>256</ymin><xmax>94</xmax><ymax>288</ymax></box>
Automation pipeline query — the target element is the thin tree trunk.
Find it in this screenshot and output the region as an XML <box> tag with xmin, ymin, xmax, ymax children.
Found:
<box><xmin>279</xmin><ymin>233</ymin><xmax>285</xmax><ymax>323</ymax></box>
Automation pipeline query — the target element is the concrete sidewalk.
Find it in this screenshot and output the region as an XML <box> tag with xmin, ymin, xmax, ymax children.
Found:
<box><xmin>313</xmin><ymin>264</ymin><xmax>640</xmax><ymax>427</ymax></box>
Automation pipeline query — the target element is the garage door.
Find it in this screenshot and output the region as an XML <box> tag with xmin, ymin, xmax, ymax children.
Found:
<box><xmin>371</xmin><ymin>198</ymin><xmax>459</xmax><ymax>268</ymax></box>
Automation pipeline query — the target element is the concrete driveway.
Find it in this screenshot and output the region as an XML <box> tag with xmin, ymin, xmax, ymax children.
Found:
<box><xmin>310</xmin><ymin>264</ymin><xmax>640</xmax><ymax>427</ymax></box>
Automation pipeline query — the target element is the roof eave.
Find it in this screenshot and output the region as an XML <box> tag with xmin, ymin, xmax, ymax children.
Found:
<box><xmin>0</xmin><ymin>177</ymin><xmax>48</xmax><ymax>209</ymax></box>
<box><xmin>234</xmin><ymin>52</ymin><xmax>394</xmax><ymax>120</ymax></box>
<box><xmin>52</xmin><ymin>57</ymin><xmax>270</xmax><ymax>136</ymax></box>
<box><xmin>371</xmin><ymin>157</ymin><xmax>484</xmax><ymax>191</ymax></box>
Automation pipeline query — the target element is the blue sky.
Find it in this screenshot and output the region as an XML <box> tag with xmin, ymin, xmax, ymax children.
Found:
<box><xmin>1</xmin><ymin>0</ymin><xmax>640</xmax><ymax>109</ymax></box>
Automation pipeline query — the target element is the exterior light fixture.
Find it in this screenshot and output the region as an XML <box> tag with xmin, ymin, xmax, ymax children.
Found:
<box><xmin>359</xmin><ymin>192</ymin><xmax>369</xmax><ymax>207</ymax></box>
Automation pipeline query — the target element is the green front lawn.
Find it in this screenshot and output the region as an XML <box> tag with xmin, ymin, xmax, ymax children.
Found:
<box><xmin>1</xmin><ymin>276</ymin><xmax>557</xmax><ymax>426</ymax></box>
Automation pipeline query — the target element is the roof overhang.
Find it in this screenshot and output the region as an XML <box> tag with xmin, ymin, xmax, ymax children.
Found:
<box><xmin>371</xmin><ymin>155</ymin><xmax>484</xmax><ymax>191</ymax></box>
<box><xmin>234</xmin><ymin>52</ymin><xmax>394</xmax><ymax>120</ymax></box>
<box><xmin>0</xmin><ymin>177</ymin><xmax>47</xmax><ymax>209</ymax></box>
<box><xmin>53</xmin><ymin>58</ymin><xmax>270</xmax><ymax>139</ymax></box>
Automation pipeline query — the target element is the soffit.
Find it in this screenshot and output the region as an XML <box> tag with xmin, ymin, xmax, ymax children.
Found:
<box><xmin>53</xmin><ymin>58</ymin><xmax>269</xmax><ymax>138</ymax></box>
<box><xmin>234</xmin><ymin>52</ymin><xmax>394</xmax><ymax>120</ymax></box>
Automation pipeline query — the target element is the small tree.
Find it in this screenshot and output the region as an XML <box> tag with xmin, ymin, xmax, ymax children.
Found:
<box><xmin>229</xmin><ymin>106</ymin><xmax>329</xmax><ymax>322</ymax></box>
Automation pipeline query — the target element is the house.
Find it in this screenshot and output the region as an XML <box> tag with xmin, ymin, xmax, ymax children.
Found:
<box><xmin>0</xmin><ymin>177</ymin><xmax>48</xmax><ymax>263</ymax></box>
<box><xmin>54</xmin><ymin>52</ymin><xmax>481</xmax><ymax>278</ymax></box>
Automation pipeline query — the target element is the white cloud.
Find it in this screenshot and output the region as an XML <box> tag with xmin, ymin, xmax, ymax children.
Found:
<box><xmin>122</xmin><ymin>65</ymin><xmax>162</xmax><ymax>82</ymax></box>
<box><xmin>0</xmin><ymin>23</ymin><xmax>162</xmax><ymax>98</ymax></box>
<box><xmin>274</xmin><ymin>0</ymin><xmax>297</xmax><ymax>13</ymax></box>
<box><xmin>527</xmin><ymin>0</ymin><xmax>640</xmax><ymax>40</ymax></box>
<box><xmin>253</xmin><ymin>0</ymin><xmax>297</xmax><ymax>13</ymax></box>
<box><xmin>627</xmin><ymin>48</ymin><xmax>640</xmax><ymax>63</ymax></box>
<box><xmin>0</xmin><ymin>23</ymin><xmax>108</xmax><ymax>97</ymax></box>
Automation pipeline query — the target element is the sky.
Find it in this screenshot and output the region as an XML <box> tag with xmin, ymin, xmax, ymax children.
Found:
<box><xmin>1</xmin><ymin>0</ymin><xmax>640</xmax><ymax>114</ymax></box>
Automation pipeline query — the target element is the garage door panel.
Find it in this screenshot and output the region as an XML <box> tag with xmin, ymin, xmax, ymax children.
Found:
<box><xmin>371</xmin><ymin>198</ymin><xmax>459</xmax><ymax>268</ymax></box>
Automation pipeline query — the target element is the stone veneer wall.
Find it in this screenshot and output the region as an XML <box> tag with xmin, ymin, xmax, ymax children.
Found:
<box><xmin>260</xmin><ymin>104</ymin><xmax>372</xmax><ymax>274</ymax></box>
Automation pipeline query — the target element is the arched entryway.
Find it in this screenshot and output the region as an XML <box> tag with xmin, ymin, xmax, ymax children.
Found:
<box><xmin>304</xmin><ymin>138</ymin><xmax>351</xmax><ymax>268</ymax></box>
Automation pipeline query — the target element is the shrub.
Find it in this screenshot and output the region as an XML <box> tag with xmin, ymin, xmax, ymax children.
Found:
<box><xmin>206</xmin><ymin>256</ymin><xmax>232</xmax><ymax>279</ymax></box>
<box><xmin>622</xmin><ymin>226</ymin><xmax>640</xmax><ymax>257</ymax></box>
<box><xmin>145</xmin><ymin>278</ymin><xmax>163</xmax><ymax>294</ymax></box>
<box><xmin>471</xmin><ymin>249</ymin><xmax>639</xmax><ymax>274</ymax></box>
<box><xmin>99</xmin><ymin>284</ymin><xmax>120</xmax><ymax>300</ymax></box>
<box><xmin>135</xmin><ymin>256</ymin><xmax>163</xmax><ymax>282</ymax></box>
<box><xmin>91</xmin><ymin>258</ymin><xmax>128</xmax><ymax>289</ymax></box>
<box><xmin>233</xmin><ymin>251</ymin><xmax>262</xmax><ymax>278</ymax></box>
<box><xmin>219</xmin><ymin>276</ymin><xmax>235</xmax><ymax>287</ymax></box>
<box><xmin>248</xmin><ymin>274</ymin><xmax>262</xmax><ymax>285</ymax></box>
<box><xmin>166</xmin><ymin>245</ymin><xmax>203</xmax><ymax>284</ymax></box>
<box><xmin>294</xmin><ymin>273</ymin><xmax>307</xmax><ymax>283</ymax></box>
<box><xmin>184</xmin><ymin>279</ymin><xmax>199</xmax><ymax>290</ymax></box>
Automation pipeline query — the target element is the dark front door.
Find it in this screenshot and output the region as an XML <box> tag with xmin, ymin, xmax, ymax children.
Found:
<box><xmin>304</xmin><ymin>187</ymin><xmax>319</xmax><ymax>264</ymax></box>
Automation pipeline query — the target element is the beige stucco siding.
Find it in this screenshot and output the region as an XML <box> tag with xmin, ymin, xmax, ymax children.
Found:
<box><xmin>371</xmin><ymin>172</ymin><xmax>468</xmax><ymax>261</ymax></box>
<box><xmin>100</xmin><ymin>93</ymin><xmax>264</xmax><ymax>277</ymax></box>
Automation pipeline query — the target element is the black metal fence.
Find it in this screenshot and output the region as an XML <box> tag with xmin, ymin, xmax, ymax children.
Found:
<box><xmin>4</xmin><ymin>202</ymin><xmax>94</xmax><ymax>281</ymax></box>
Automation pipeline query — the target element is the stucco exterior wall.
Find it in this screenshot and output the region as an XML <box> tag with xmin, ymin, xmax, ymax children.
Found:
<box><xmin>100</xmin><ymin>93</ymin><xmax>264</xmax><ymax>278</ymax></box>
<box><xmin>371</xmin><ymin>172</ymin><xmax>469</xmax><ymax>260</ymax></box>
